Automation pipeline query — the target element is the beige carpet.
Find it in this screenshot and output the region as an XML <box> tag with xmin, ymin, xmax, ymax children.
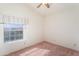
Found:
<box><xmin>7</xmin><ymin>41</ymin><xmax>79</xmax><ymax>56</ymax></box>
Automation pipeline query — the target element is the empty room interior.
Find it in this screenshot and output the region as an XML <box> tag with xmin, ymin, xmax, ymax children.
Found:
<box><xmin>0</xmin><ymin>3</ymin><xmax>79</xmax><ymax>56</ymax></box>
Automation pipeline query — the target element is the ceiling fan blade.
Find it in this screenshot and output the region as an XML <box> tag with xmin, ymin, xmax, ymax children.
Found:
<box><xmin>45</xmin><ymin>3</ymin><xmax>50</xmax><ymax>8</ymax></box>
<box><xmin>37</xmin><ymin>3</ymin><xmax>42</xmax><ymax>8</ymax></box>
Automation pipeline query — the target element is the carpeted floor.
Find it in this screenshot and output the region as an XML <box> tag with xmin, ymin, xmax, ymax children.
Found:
<box><xmin>7</xmin><ymin>41</ymin><xmax>79</xmax><ymax>56</ymax></box>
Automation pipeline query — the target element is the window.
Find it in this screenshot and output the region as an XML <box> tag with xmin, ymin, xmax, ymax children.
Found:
<box><xmin>4</xmin><ymin>24</ymin><xmax>23</xmax><ymax>42</ymax></box>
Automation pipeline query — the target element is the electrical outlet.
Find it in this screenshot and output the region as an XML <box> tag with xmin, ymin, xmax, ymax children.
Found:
<box><xmin>73</xmin><ymin>43</ymin><xmax>77</xmax><ymax>47</ymax></box>
<box><xmin>24</xmin><ymin>42</ymin><xmax>26</xmax><ymax>45</ymax></box>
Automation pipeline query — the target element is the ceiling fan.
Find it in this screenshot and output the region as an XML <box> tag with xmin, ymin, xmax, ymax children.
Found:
<box><xmin>37</xmin><ymin>3</ymin><xmax>50</xmax><ymax>8</ymax></box>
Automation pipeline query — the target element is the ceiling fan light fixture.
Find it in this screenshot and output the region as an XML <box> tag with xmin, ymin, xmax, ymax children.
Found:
<box><xmin>37</xmin><ymin>3</ymin><xmax>50</xmax><ymax>8</ymax></box>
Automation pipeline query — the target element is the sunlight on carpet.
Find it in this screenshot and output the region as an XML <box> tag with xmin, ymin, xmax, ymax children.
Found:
<box><xmin>19</xmin><ymin>48</ymin><xmax>50</xmax><ymax>56</ymax></box>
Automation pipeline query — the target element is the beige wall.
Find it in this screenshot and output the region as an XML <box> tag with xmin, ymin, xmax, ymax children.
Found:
<box><xmin>0</xmin><ymin>4</ymin><xmax>43</xmax><ymax>55</ymax></box>
<box><xmin>44</xmin><ymin>5</ymin><xmax>79</xmax><ymax>51</ymax></box>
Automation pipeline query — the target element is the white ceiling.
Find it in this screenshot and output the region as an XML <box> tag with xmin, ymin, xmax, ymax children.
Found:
<box><xmin>26</xmin><ymin>3</ymin><xmax>79</xmax><ymax>16</ymax></box>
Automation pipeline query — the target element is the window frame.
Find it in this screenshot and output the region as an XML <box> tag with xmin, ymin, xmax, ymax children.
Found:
<box><xmin>4</xmin><ymin>24</ymin><xmax>23</xmax><ymax>43</ymax></box>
